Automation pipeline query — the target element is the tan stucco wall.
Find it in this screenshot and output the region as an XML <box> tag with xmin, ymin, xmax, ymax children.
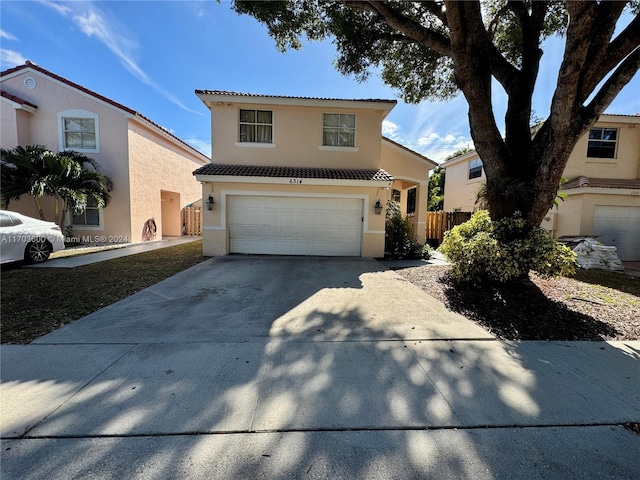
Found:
<box><xmin>127</xmin><ymin>121</ymin><xmax>206</xmax><ymax>242</ymax></box>
<box><xmin>200</xmin><ymin>181</ymin><xmax>386</xmax><ymax>257</ymax></box>
<box><xmin>564</xmin><ymin>120</ymin><xmax>640</xmax><ymax>180</ymax></box>
<box><xmin>1</xmin><ymin>100</ymin><xmax>19</xmax><ymax>147</ymax></box>
<box><xmin>555</xmin><ymin>191</ymin><xmax>640</xmax><ymax>238</ymax></box>
<box><xmin>210</xmin><ymin>103</ymin><xmax>384</xmax><ymax>169</ymax></box>
<box><xmin>380</xmin><ymin>141</ymin><xmax>434</xmax><ymax>243</ymax></box>
<box><xmin>443</xmin><ymin>118</ymin><xmax>640</xmax><ymax>214</ymax></box>
<box><xmin>1</xmin><ymin>69</ymin><xmax>133</xmax><ymax>241</ymax></box>
<box><xmin>1</xmin><ymin>101</ymin><xmax>32</xmax><ymax>147</ymax></box>
<box><xmin>381</xmin><ymin>141</ymin><xmax>431</xmax><ymax>183</ymax></box>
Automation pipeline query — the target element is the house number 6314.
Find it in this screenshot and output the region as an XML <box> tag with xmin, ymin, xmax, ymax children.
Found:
<box><xmin>289</xmin><ymin>178</ymin><xmax>303</xmax><ymax>184</ymax></box>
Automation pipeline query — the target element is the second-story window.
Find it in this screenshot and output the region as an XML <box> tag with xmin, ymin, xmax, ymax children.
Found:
<box><xmin>58</xmin><ymin>109</ymin><xmax>100</xmax><ymax>153</ymax></box>
<box><xmin>239</xmin><ymin>109</ymin><xmax>273</xmax><ymax>143</ymax></box>
<box><xmin>587</xmin><ymin>127</ymin><xmax>618</xmax><ymax>158</ymax></box>
<box><xmin>468</xmin><ymin>158</ymin><xmax>483</xmax><ymax>179</ymax></box>
<box><xmin>323</xmin><ymin>113</ymin><xmax>356</xmax><ymax>147</ymax></box>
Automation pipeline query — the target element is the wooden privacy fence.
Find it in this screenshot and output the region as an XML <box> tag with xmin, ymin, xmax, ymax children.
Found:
<box><xmin>426</xmin><ymin>211</ymin><xmax>472</xmax><ymax>244</ymax></box>
<box><xmin>182</xmin><ymin>206</ymin><xmax>202</xmax><ymax>236</ymax></box>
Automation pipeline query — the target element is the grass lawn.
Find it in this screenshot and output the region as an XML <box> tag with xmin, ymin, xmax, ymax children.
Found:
<box><xmin>1</xmin><ymin>240</ymin><xmax>208</xmax><ymax>344</ymax></box>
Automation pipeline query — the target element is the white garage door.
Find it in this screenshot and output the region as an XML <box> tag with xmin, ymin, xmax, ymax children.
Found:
<box><xmin>593</xmin><ymin>206</ymin><xmax>640</xmax><ymax>261</ymax></box>
<box><xmin>228</xmin><ymin>196</ymin><xmax>363</xmax><ymax>256</ymax></box>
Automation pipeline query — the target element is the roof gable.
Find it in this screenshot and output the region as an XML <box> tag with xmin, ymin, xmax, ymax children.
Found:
<box><xmin>382</xmin><ymin>136</ymin><xmax>437</xmax><ymax>169</ymax></box>
<box><xmin>1</xmin><ymin>62</ymin><xmax>208</xmax><ymax>163</ymax></box>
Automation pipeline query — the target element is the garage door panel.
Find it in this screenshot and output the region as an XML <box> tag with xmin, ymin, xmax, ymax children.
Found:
<box><xmin>593</xmin><ymin>206</ymin><xmax>640</xmax><ymax>261</ymax></box>
<box><xmin>228</xmin><ymin>196</ymin><xmax>363</xmax><ymax>256</ymax></box>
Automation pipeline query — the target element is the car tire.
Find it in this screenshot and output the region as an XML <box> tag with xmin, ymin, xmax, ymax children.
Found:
<box><xmin>25</xmin><ymin>240</ymin><xmax>52</xmax><ymax>263</ymax></box>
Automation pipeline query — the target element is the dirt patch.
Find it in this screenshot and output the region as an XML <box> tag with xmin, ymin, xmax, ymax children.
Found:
<box><xmin>397</xmin><ymin>265</ymin><xmax>640</xmax><ymax>341</ymax></box>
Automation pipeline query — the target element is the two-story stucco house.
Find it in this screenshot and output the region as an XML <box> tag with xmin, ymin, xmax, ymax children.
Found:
<box><xmin>1</xmin><ymin>61</ymin><xmax>209</xmax><ymax>243</ymax></box>
<box><xmin>193</xmin><ymin>90</ymin><xmax>436</xmax><ymax>257</ymax></box>
<box><xmin>441</xmin><ymin>114</ymin><xmax>640</xmax><ymax>260</ymax></box>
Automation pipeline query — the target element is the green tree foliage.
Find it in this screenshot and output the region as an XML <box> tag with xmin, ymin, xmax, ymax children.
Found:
<box><xmin>233</xmin><ymin>1</ymin><xmax>639</xmax><ymax>230</ymax></box>
<box><xmin>0</xmin><ymin>145</ymin><xmax>113</xmax><ymax>230</ymax></box>
<box><xmin>427</xmin><ymin>147</ymin><xmax>472</xmax><ymax>211</ymax></box>
<box><xmin>427</xmin><ymin>165</ymin><xmax>445</xmax><ymax>211</ymax></box>
<box><xmin>439</xmin><ymin>210</ymin><xmax>577</xmax><ymax>285</ymax></box>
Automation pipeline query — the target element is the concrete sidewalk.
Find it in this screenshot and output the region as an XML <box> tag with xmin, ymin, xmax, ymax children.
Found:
<box><xmin>2</xmin><ymin>257</ymin><xmax>639</xmax><ymax>479</ymax></box>
<box><xmin>29</xmin><ymin>236</ymin><xmax>201</xmax><ymax>268</ymax></box>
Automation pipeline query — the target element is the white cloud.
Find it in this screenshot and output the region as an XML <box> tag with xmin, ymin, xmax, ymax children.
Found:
<box><xmin>381</xmin><ymin>119</ymin><xmax>399</xmax><ymax>139</ymax></box>
<box><xmin>41</xmin><ymin>1</ymin><xmax>201</xmax><ymax>115</ymax></box>
<box><xmin>39</xmin><ymin>0</ymin><xmax>72</xmax><ymax>16</ymax></box>
<box><xmin>1</xmin><ymin>30</ymin><xmax>18</xmax><ymax>41</ymax></box>
<box><xmin>0</xmin><ymin>49</ymin><xmax>27</xmax><ymax>68</ymax></box>
<box><xmin>415</xmin><ymin>132</ymin><xmax>473</xmax><ymax>163</ymax></box>
<box><xmin>184</xmin><ymin>137</ymin><xmax>212</xmax><ymax>158</ymax></box>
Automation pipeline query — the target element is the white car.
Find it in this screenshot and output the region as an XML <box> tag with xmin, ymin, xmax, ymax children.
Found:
<box><xmin>0</xmin><ymin>210</ymin><xmax>65</xmax><ymax>264</ymax></box>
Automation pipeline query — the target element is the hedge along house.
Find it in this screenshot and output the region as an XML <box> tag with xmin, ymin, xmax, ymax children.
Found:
<box><xmin>441</xmin><ymin>114</ymin><xmax>640</xmax><ymax>261</ymax></box>
<box><xmin>1</xmin><ymin>62</ymin><xmax>209</xmax><ymax>243</ymax></box>
<box><xmin>193</xmin><ymin>90</ymin><xmax>436</xmax><ymax>257</ymax></box>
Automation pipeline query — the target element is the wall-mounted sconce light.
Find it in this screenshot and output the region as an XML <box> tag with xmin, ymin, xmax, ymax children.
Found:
<box><xmin>374</xmin><ymin>199</ymin><xmax>383</xmax><ymax>215</ymax></box>
<box><xmin>206</xmin><ymin>195</ymin><xmax>215</xmax><ymax>211</ymax></box>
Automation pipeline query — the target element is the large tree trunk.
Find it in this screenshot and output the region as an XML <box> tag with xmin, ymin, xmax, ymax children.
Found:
<box><xmin>445</xmin><ymin>0</ymin><xmax>640</xmax><ymax>229</ymax></box>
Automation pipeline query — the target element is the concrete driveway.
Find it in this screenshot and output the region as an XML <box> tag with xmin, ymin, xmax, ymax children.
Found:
<box><xmin>2</xmin><ymin>256</ymin><xmax>639</xmax><ymax>479</ymax></box>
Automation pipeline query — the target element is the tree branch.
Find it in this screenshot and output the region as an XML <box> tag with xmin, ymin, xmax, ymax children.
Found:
<box><xmin>347</xmin><ymin>1</ymin><xmax>452</xmax><ymax>56</ymax></box>
<box><xmin>580</xmin><ymin>11</ymin><xmax>640</xmax><ymax>101</ymax></box>
<box><xmin>549</xmin><ymin>1</ymin><xmax>598</xmax><ymax>134</ymax></box>
<box><xmin>582</xmin><ymin>45</ymin><xmax>640</xmax><ymax>125</ymax></box>
<box><xmin>445</xmin><ymin>0</ymin><xmax>509</xmax><ymax>176</ymax></box>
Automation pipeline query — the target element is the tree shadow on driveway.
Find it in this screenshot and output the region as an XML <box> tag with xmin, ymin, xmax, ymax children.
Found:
<box><xmin>2</xmin><ymin>257</ymin><xmax>639</xmax><ymax>478</ymax></box>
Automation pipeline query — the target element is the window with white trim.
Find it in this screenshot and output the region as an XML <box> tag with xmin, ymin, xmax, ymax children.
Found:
<box><xmin>58</xmin><ymin>109</ymin><xmax>100</xmax><ymax>153</ymax></box>
<box><xmin>468</xmin><ymin>158</ymin><xmax>483</xmax><ymax>179</ymax></box>
<box><xmin>323</xmin><ymin>113</ymin><xmax>356</xmax><ymax>147</ymax></box>
<box><xmin>587</xmin><ymin>127</ymin><xmax>618</xmax><ymax>159</ymax></box>
<box><xmin>72</xmin><ymin>198</ymin><xmax>101</xmax><ymax>227</ymax></box>
<box><xmin>239</xmin><ymin>109</ymin><xmax>273</xmax><ymax>143</ymax></box>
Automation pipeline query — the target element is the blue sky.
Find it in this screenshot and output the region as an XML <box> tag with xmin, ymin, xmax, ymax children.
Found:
<box><xmin>1</xmin><ymin>1</ymin><xmax>638</xmax><ymax>163</ymax></box>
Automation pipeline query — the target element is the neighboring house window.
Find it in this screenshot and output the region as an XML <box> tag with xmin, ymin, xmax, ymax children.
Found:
<box><xmin>587</xmin><ymin>127</ymin><xmax>618</xmax><ymax>158</ymax></box>
<box><xmin>239</xmin><ymin>109</ymin><xmax>273</xmax><ymax>143</ymax></box>
<box><xmin>72</xmin><ymin>198</ymin><xmax>101</xmax><ymax>227</ymax></box>
<box><xmin>468</xmin><ymin>158</ymin><xmax>483</xmax><ymax>179</ymax></box>
<box><xmin>323</xmin><ymin>113</ymin><xmax>356</xmax><ymax>147</ymax></box>
<box><xmin>58</xmin><ymin>109</ymin><xmax>100</xmax><ymax>153</ymax></box>
<box><xmin>391</xmin><ymin>189</ymin><xmax>401</xmax><ymax>202</ymax></box>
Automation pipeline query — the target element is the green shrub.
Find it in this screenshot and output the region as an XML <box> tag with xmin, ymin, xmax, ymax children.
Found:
<box><xmin>384</xmin><ymin>201</ymin><xmax>430</xmax><ymax>259</ymax></box>
<box><xmin>439</xmin><ymin>210</ymin><xmax>577</xmax><ymax>285</ymax></box>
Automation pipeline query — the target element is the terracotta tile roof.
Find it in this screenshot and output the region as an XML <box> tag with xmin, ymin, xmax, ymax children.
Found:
<box><xmin>1</xmin><ymin>90</ymin><xmax>37</xmax><ymax>109</ymax></box>
<box><xmin>563</xmin><ymin>176</ymin><xmax>640</xmax><ymax>190</ymax></box>
<box><xmin>196</xmin><ymin>89</ymin><xmax>397</xmax><ymax>105</ymax></box>
<box><xmin>1</xmin><ymin>62</ymin><xmax>208</xmax><ymax>162</ymax></box>
<box><xmin>194</xmin><ymin>163</ymin><xmax>394</xmax><ymax>182</ymax></box>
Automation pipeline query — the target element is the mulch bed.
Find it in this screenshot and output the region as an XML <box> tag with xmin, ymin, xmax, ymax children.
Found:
<box><xmin>397</xmin><ymin>265</ymin><xmax>640</xmax><ymax>341</ymax></box>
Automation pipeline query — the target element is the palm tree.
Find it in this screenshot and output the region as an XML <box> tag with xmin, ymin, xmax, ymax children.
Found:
<box><xmin>51</xmin><ymin>151</ymin><xmax>113</xmax><ymax>231</ymax></box>
<box><xmin>1</xmin><ymin>144</ymin><xmax>52</xmax><ymax>218</ymax></box>
<box><xmin>0</xmin><ymin>145</ymin><xmax>113</xmax><ymax>229</ymax></box>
